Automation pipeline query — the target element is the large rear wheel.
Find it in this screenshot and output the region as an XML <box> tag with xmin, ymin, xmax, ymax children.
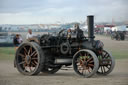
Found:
<box><xmin>15</xmin><ymin>42</ymin><xmax>44</xmax><ymax>75</ymax></box>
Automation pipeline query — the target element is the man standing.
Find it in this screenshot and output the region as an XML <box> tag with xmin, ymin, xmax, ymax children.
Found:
<box><xmin>74</xmin><ymin>24</ymin><xmax>84</xmax><ymax>40</ymax></box>
<box><xmin>26</xmin><ymin>29</ymin><xmax>39</xmax><ymax>44</ymax></box>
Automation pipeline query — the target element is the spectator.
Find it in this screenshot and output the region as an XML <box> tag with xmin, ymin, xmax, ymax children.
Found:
<box><xmin>13</xmin><ymin>34</ymin><xmax>23</xmax><ymax>50</ymax></box>
<box><xmin>26</xmin><ymin>29</ymin><xmax>40</xmax><ymax>44</ymax></box>
<box><xmin>13</xmin><ymin>34</ymin><xmax>23</xmax><ymax>67</ymax></box>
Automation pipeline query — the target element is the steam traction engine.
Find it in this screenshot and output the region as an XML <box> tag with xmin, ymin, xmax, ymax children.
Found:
<box><xmin>15</xmin><ymin>16</ymin><xmax>115</xmax><ymax>78</ymax></box>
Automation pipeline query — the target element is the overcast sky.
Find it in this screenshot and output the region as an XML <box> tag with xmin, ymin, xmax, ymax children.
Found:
<box><xmin>0</xmin><ymin>0</ymin><xmax>128</xmax><ymax>24</ymax></box>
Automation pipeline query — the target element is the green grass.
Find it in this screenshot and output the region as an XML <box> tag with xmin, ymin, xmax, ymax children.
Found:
<box><xmin>110</xmin><ymin>50</ymin><xmax>128</xmax><ymax>59</ymax></box>
<box><xmin>0</xmin><ymin>47</ymin><xmax>128</xmax><ymax>60</ymax></box>
<box><xmin>0</xmin><ymin>47</ymin><xmax>15</xmax><ymax>60</ymax></box>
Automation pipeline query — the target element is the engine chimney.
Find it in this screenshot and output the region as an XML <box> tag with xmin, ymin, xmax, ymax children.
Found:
<box><xmin>87</xmin><ymin>15</ymin><xmax>95</xmax><ymax>41</ymax></box>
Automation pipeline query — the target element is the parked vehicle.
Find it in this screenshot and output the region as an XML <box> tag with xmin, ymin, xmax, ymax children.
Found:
<box><xmin>111</xmin><ymin>31</ymin><xmax>125</xmax><ymax>40</ymax></box>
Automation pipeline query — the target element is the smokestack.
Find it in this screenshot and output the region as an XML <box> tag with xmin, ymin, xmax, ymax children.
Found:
<box><xmin>87</xmin><ymin>15</ymin><xmax>95</xmax><ymax>41</ymax></box>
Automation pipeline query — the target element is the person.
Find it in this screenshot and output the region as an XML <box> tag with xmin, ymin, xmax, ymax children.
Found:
<box><xmin>13</xmin><ymin>34</ymin><xmax>23</xmax><ymax>67</ymax></box>
<box><xmin>74</xmin><ymin>24</ymin><xmax>84</xmax><ymax>40</ymax></box>
<box><xmin>18</xmin><ymin>35</ymin><xmax>23</xmax><ymax>43</ymax></box>
<box><xmin>67</xmin><ymin>29</ymin><xmax>72</xmax><ymax>39</ymax></box>
<box><xmin>13</xmin><ymin>34</ymin><xmax>23</xmax><ymax>50</ymax></box>
<box><xmin>26</xmin><ymin>29</ymin><xmax>40</xmax><ymax>44</ymax></box>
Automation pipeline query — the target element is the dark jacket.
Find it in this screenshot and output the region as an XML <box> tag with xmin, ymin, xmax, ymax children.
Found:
<box><xmin>13</xmin><ymin>36</ymin><xmax>20</xmax><ymax>46</ymax></box>
<box><xmin>74</xmin><ymin>28</ymin><xmax>84</xmax><ymax>39</ymax></box>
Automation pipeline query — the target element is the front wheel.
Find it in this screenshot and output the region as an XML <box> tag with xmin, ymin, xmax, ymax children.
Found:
<box><xmin>73</xmin><ymin>49</ymin><xmax>99</xmax><ymax>78</ymax></box>
<box><xmin>97</xmin><ymin>49</ymin><xmax>115</xmax><ymax>75</ymax></box>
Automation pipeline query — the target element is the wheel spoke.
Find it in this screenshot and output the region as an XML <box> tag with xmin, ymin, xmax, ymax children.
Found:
<box><xmin>81</xmin><ymin>68</ymin><xmax>84</xmax><ymax>74</ymax></box>
<box><xmin>23</xmin><ymin>63</ymin><xmax>27</xmax><ymax>67</ymax></box>
<box><xmin>102</xmin><ymin>66</ymin><xmax>105</xmax><ymax>73</ymax></box>
<box><xmin>18</xmin><ymin>61</ymin><xmax>25</xmax><ymax>65</ymax></box>
<box><xmin>28</xmin><ymin>47</ymin><xmax>31</xmax><ymax>55</ymax></box>
<box><xmin>83</xmin><ymin>66</ymin><xmax>87</xmax><ymax>76</ymax></box>
<box><xmin>102</xmin><ymin>52</ymin><xmax>106</xmax><ymax>58</ymax></box>
<box><xmin>24</xmin><ymin>50</ymin><xmax>27</xmax><ymax>56</ymax></box>
<box><xmin>30</xmin><ymin>47</ymin><xmax>32</xmax><ymax>54</ymax></box>
<box><xmin>87</xmin><ymin>68</ymin><xmax>91</xmax><ymax>73</ymax></box>
<box><xmin>23</xmin><ymin>68</ymin><xmax>27</xmax><ymax>72</ymax></box>
<box><xmin>30</xmin><ymin>51</ymin><xmax>36</xmax><ymax>57</ymax></box>
<box><xmin>88</xmin><ymin>64</ymin><xmax>94</xmax><ymax>67</ymax></box>
<box><xmin>23</xmin><ymin>47</ymin><xmax>28</xmax><ymax>55</ymax></box>
<box><xmin>101</xmin><ymin>66</ymin><xmax>103</xmax><ymax>73</ymax></box>
<box><xmin>104</xmin><ymin>53</ymin><xmax>109</xmax><ymax>58</ymax></box>
<box><xmin>34</xmin><ymin>60</ymin><xmax>38</xmax><ymax>64</ymax></box>
<box><xmin>102</xmin><ymin>59</ymin><xmax>112</xmax><ymax>61</ymax></box>
<box><xmin>88</xmin><ymin>60</ymin><xmax>94</xmax><ymax>63</ymax></box>
<box><xmin>31</xmin><ymin>62</ymin><xmax>36</xmax><ymax>67</ymax></box>
<box><xmin>18</xmin><ymin>53</ymin><xmax>25</xmax><ymax>58</ymax></box>
<box><xmin>87</xmin><ymin>57</ymin><xmax>93</xmax><ymax>63</ymax></box>
<box><xmin>33</xmin><ymin>53</ymin><xmax>38</xmax><ymax>57</ymax></box>
<box><xmin>105</xmin><ymin>65</ymin><xmax>110</xmax><ymax>69</ymax></box>
<box><xmin>32</xmin><ymin>58</ymin><xmax>38</xmax><ymax>60</ymax></box>
<box><xmin>84</xmin><ymin>53</ymin><xmax>88</xmax><ymax>61</ymax></box>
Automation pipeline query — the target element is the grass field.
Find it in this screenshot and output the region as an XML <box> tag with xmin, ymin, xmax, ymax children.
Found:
<box><xmin>0</xmin><ymin>47</ymin><xmax>128</xmax><ymax>60</ymax></box>
<box><xmin>0</xmin><ymin>47</ymin><xmax>15</xmax><ymax>60</ymax></box>
<box><xmin>109</xmin><ymin>50</ymin><xmax>128</xmax><ymax>59</ymax></box>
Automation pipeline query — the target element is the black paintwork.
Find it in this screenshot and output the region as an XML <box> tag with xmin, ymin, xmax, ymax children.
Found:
<box><xmin>39</xmin><ymin>16</ymin><xmax>104</xmax><ymax>67</ymax></box>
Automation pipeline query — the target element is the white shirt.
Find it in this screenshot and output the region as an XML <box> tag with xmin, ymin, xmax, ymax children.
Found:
<box><xmin>26</xmin><ymin>33</ymin><xmax>35</xmax><ymax>39</ymax></box>
<box><xmin>18</xmin><ymin>37</ymin><xmax>23</xmax><ymax>43</ymax></box>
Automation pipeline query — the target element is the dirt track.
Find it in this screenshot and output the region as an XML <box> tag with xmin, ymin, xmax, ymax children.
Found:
<box><xmin>0</xmin><ymin>35</ymin><xmax>128</xmax><ymax>85</ymax></box>
<box><xmin>0</xmin><ymin>59</ymin><xmax>128</xmax><ymax>85</ymax></box>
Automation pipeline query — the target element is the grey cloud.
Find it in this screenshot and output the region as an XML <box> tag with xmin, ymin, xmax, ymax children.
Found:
<box><xmin>0</xmin><ymin>0</ymin><xmax>128</xmax><ymax>23</ymax></box>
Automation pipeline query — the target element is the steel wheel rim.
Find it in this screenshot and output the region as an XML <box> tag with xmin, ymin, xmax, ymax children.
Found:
<box><xmin>97</xmin><ymin>50</ymin><xmax>113</xmax><ymax>74</ymax></box>
<box><xmin>74</xmin><ymin>51</ymin><xmax>95</xmax><ymax>77</ymax></box>
<box><xmin>16</xmin><ymin>44</ymin><xmax>39</xmax><ymax>74</ymax></box>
